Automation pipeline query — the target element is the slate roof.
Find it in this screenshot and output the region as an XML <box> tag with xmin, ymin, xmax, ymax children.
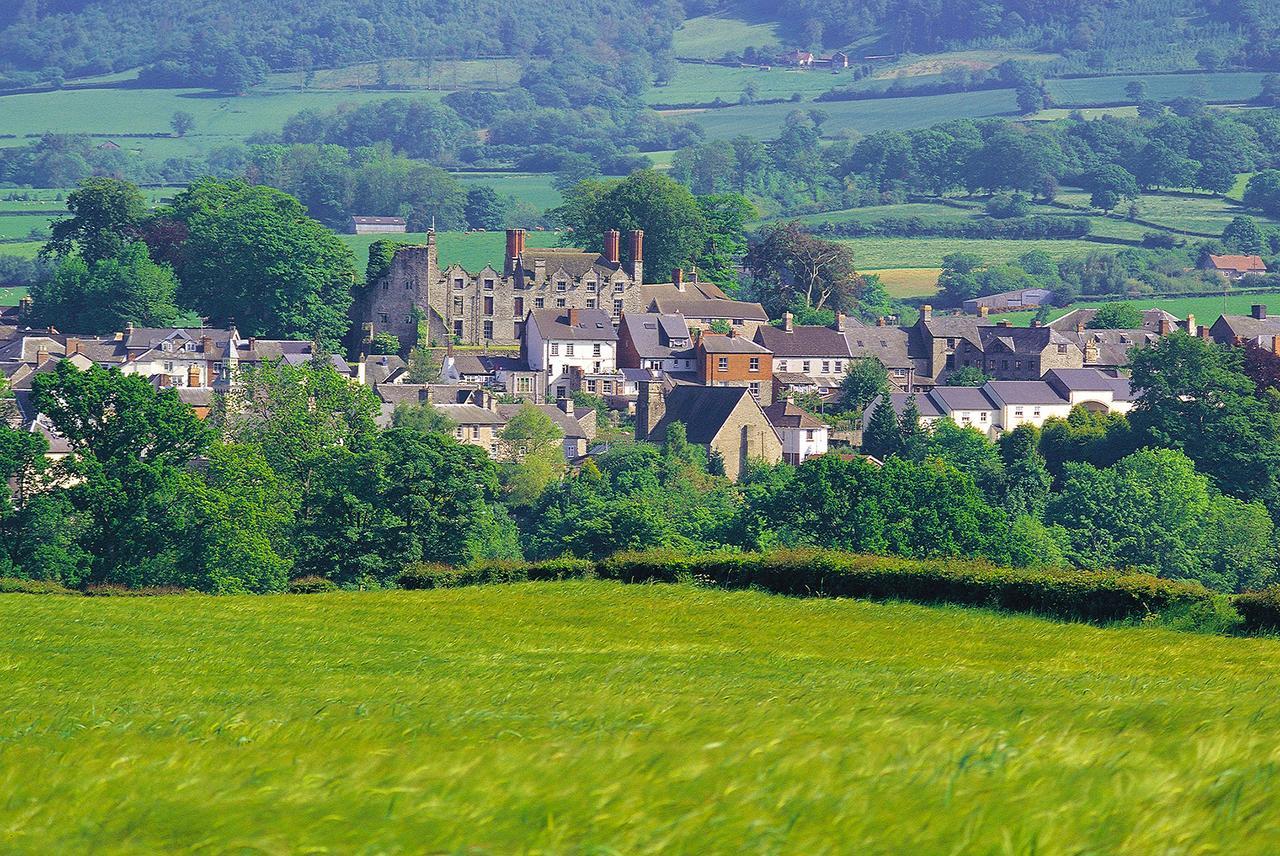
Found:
<box><xmin>699</xmin><ymin>335</ymin><xmax>770</xmax><ymax>355</ymax></box>
<box><xmin>1044</xmin><ymin>369</ymin><xmax>1135</xmax><ymax>401</ymax></box>
<box><xmin>919</xmin><ymin>315</ymin><xmax>991</xmax><ymax>347</ymax></box>
<box><xmin>762</xmin><ymin>401</ymin><xmax>825</xmax><ymax>430</ymax></box>
<box><xmin>983</xmin><ymin>381</ymin><xmax>1067</xmax><ymax>406</ymax></box>
<box><xmin>619</xmin><ymin>313</ymin><xmax>691</xmax><ymax>359</ymax></box>
<box><xmin>351</xmin><ymin>216</ymin><xmax>407</xmax><ymax>226</ymax></box>
<box><xmin>978</xmin><ymin>325</ymin><xmax>1075</xmax><ymax>354</ymax></box>
<box><xmin>235</xmin><ymin>339</ymin><xmax>315</xmax><ymax>362</ymax></box>
<box><xmin>639</xmin><ymin>279</ymin><xmax>729</xmax><ymax>301</ymax></box>
<box><xmin>435</xmin><ymin>403</ymin><xmax>508</xmax><ymax>425</ymax></box>
<box><xmin>928</xmin><ymin>386</ymin><xmax>997</xmax><ymax>411</ymax></box>
<box><xmin>1211</xmin><ymin>313</ymin><xmax>1280</xmax><ymax>342</ymax></box>
<box><xmin>843</xmin><ymin>322</ymin><xmax>913</xmax><ymax>368</ymax></box>
<box><xmin>753</xmin><ymin>323</ymin><xmax>851</xmax><ymax>358</ymax></box>
<box><xmin>364</xmin><ymin>354</ymin><xmax>407</xmax><ymax>385</ymax></box>
<box><xmin>519</xmin><ymin>248</ymin><xmax>618</xmax><ymax>280</ymax></box>
<box><xmin>529</xmin><ymin>308</ymin><xmax>618</xmax><ymax>341</ymax></box>
<box><xmin>657</xmin><ymin>385</ymin><xmax>762</xmax><ymax>445</ymax></box>
<box><xmin>650</xmin><ymin>297</ymin><xmax>769</xmax><ymax>322</ymax></box>
<box><xmin>875</xmin><ymin>393</ymin><xmax>943</xmax><ymax>420</ymax></box>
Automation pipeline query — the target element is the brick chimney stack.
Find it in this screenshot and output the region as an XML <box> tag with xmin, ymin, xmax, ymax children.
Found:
<box><xmin>673</xmin><ymin>268</ymin><xmax>684</xmax><ymax>292</ymax></box>
<box><xmin>568</xmin><ymin>308</ymin><xmax>581</xmax><ymax>327</ymax></box>
<box><xmin>1185</xmin><ymin>313</ymin><xmax>1195</xmax><ymax>335</ymax></box>
<box><xmin>628</xmin><ymin>230</ymin><xmax>644</xmax><ymax>282</ymax></box>
<box><xmin>1199</xmin><ymin>325</ymin><xmax>1211</xmax><ymax>341</ymax></box>
<box><xmin>604</xmin><ymin>230</ymin><xmax>621</xmax><ymax>264</ymax></box>
<box><xmin>201</xmin><ymin>335</ymin><xmax>212</xmax><ymax>353</ymax></box>
<box><xmin>35</xmin><ymin>345</ymin><xmax>49</xmax><ymax>367</ymax></box>
<box><xmin>65</xmin><ymin>338</ymin><xmax>80</xmax><ymax>356</ymax></box>
<box><xmin>187</xmin><ymin>364</ymin><xmax>201</xmax><ymax>387</ymax></box>
<box><xmin>783</xmin><ymin>311</ymin><xmax>793</xmax><ymax>333</ymax></box>
<box><xmin>1159</xmin><ymin>318</ymin><xmax>1172</xmax><ymax>335</ymax></box>
<box><xmin>1272</xmin><ymin>336</ymin><xmax>1280</xmax><ymax>357</ymax></box>
<box><xmin>876</xmin><ymin>317</ymin><xmax>886</xmax><ymax>327</ymax></box>
<box><xmin>505</xmin><ymin>229</ymin><xmax>525</xmax><ymax>274</ymax></box>
<box><xmin>559</xmin><ymin>396</ymin><xmax>575</xmax><ymax>415</ymax></box>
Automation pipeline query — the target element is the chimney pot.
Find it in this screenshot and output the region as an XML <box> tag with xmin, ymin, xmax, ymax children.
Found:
<box><xmin>187</xmin><ymin>364</ymin><xmax>201</xmax><ymax>387</ymax></box>
<box><xmin>1032</xmin><ymin>319</ymin><xmax>1042</xmax><ymax>327</ymax></box>
<box><xmin>35</xmin><ymin>345</ymin><xmax>50</xmax><ymax>367</ymax></box>
<box><xmin>998</xmin><ymin>320</ymin><xmax>1012</xmax><ymax>328</ymax></box>
<box><xmin>783</xmin><ymin>311</ymin><xmax>793</xmax><ymax>333</ymax></box>
<box><xmin>1253</xmin><ymin>304</ymin><xmax>1267</xmax><ymax>320</ymax></box>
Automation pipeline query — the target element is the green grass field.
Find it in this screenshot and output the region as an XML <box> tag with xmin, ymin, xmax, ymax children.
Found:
<box><xmin>840</xmin><ymin>236</ymin><xmax>1103</xmax><ymax>269</ymax></box>
<box><xmin>3</xmin><ymin>581</ymin><xmax>1280</xmax><ymax>852</ymax></box>
<box><xmin>679</xmin><ymin>88</ymin><xmax>1019</xmax><ymax>139</ymax></box>
<box><xmin>0</xmin><ymin>286</ymin><xmax>28</xmax><ymax>305</ymax></box>
<box><xmin>0</xmin><ymin>242</ymin><xmax>42</xmax><ymax>260</ymax></box>
<box><xmin>454</xmin><ymin>172</ymin><xmax>563</xmax><ymax>211</ymax></box>
<box><xmin>1046</xmin><ymin>71</ymin><xmax>1269</xmax><ymax>107</ymax></box>
<box><xmin>672</xmin><ymin>10</ymin><xmax>785</xmax><ymax>58</ymax></box>
<box><xmin>263</xmin><ymin>58</ymin><xmax>521</xmax><ymax>92</ymax></box>
<box><xmin>651</xmin><ymin>64</ymin><xmax>860</xmax><ymax>104</ymax></box>
<box><xmin>0</xmin><ymin>214</ymin><xmax>53</xmax><ymax>240</ymax></box>
<box><xmin>338</xmin><ymin>229</ymin><xmax>565</xmax><ymax>272</ymax></box>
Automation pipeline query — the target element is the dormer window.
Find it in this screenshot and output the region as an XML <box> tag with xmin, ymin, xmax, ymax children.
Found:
<box><xmin>586</xmin><ymin>282</ymin><xmax>597</xmax><ymax>293</ymax></box>
<box><xmin>614</xmin><ymin>282</ymin><xmax>625</xmax><ymax>292</ymax></box>
<box><xmin>556</xmin><ymin>281</ymin><xmax>567</xmax><ymax>292</ymax></box>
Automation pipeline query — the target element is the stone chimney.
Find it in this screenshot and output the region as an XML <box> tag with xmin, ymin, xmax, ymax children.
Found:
<box><xmin>187</xmin><ymin>364</ymin><xmax>201</xmax><ymax>387</ymax></box>
<box><xmin>673</xmin><ymin>268</ymin><xmax>685</xmax><ymax>292</ymax></box>
<box><xmin>876</xmin><ymin>316</ymin><xmax>886</xmax><ymax>327</ymax></box>
<box><xmin>1185</xmin><ymin>313</ymin><xmax>1195</xmax><ymax>335</ymax></box>
<box><xmin>559</xmin><ymin>397</ymin><xmax>575</xmax><ymax>415</ymax></box>
<box><xmin>35</xmin><ymin>345</ymin><xmax>49</xmax><ymax>367</ymax></box>
<box><xmin>201</xmin><ymin>334</ymin><xmax>212</xmax><ymax>354</ymax></box>
<box><xmin>1253</xmin><ymin>304</ymin><xmax>1268</xmax><ymax>320</ymax></box>
<box><xmin>1076</xmin><ymin>322</ymin><xmax>1086</xmax><ymax>334</ymax></box>
<box><xmin>248</xmin><ymin>336</ymin><xmax>257</xmax><ymax>353</ymax></box>
<box><xmin>783</xmin><ymin>311</ymin><xmax>794</xmax><ymax>333</ymax></box>
<box><xmin>921</xmin><ymin>304</ymin><xmax>932</xmax><ymax>322</ymax></box>
<box><xmin>604</xmin><ymin>230</ymin><xmax>621</xmax><ymax>264</ymax></box>
<box><xmin>978</xmin><ymin>306</ymin><xmax>990</xmax><ymax>318</ymax></box>
<box><xmin>1031</xmin><ymin>319</ymin><xmax>1042</xmax><ymax>328</ymax></box>
<box><xmin>568</xmin><ymin>308</ymin><xmax>581</xmax><ymax>327</ymax></box>
<box><xmin>628</xmin><ymin>230</ymin><xmax>644</xmax><ymax>282</ymax></box>
<box><xmin>636</xmin><ymin>379</ymin><xmax>666</xmax><ymax>441</ymax></box>
<box><xmin>835</xmin><ymin>312</ymin><xmax>846</xmax><ymax>332</ymax></box>
<box><xmin>125</xmin><ymin>321</ymin><xmax>135</xmax><ymax>337</ymax></box>
<box><xmin>1158</xmin><ymin>318</ymin><xmax>1172</xmax><ymax>335</ymax></box>
<box><xmin>1272</xmin><ymin>336</ymin><xmax>1280</xmax><ymax>357</ymax></box>
<box><xmin>65</xmin><ymin>338</ymin><xmax>79</xmax><ymax>356</ymax></box>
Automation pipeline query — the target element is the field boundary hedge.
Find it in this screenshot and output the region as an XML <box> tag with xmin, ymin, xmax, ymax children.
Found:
<box><xmin>597</xmin><ymin>549</ymin><xmax>1214</xmax><ymax>623</ymax></box>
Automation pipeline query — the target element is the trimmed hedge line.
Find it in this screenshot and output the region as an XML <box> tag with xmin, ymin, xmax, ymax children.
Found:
<box><xmin>598</xmin><ymin>549</ymin><xmax>1214</xmax><ymax>623</ymax></box>
<box><xmin>1233</xmin><ymin>588</ymin><xmax>1280</xmax><ymax>632</ymax></box>
<box><xmin>398</xmin><ymin>558</ymin><xmax>595</xmax><ymax>590</ymax></box>
<box><xmin>808</xmin><ymin>215</ymin><xmax>1091</xmax><ymax>241</ymax></box>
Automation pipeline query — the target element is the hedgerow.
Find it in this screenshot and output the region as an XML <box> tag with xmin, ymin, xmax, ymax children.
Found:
<box><xmin>1233</xmin><ymin>588</ymin><xmax>1280</xmax><ymax>632</ymax></box>
<box><xmin>397</xmin><ymin>558</ymin><xmax>595</xmax><ymax>589</ymax></box>
<box><xmin>598</xmin><ymin>549</ymin><xmax>1213</xmax><ymax>623</ymax></box>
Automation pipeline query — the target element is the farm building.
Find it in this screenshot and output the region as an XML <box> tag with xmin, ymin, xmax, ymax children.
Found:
<box><xmin>1202</xmin><ymin>254</ymin><xmax>1267</xmax><ymax>280</ymax></box>
<box><xmin>962</xmin><ymin>288</ymin><xmax>1054</xmax><ymax>314</ymax></box>
<box><xmin>349</xmin><ymin>216</ymin><xmax>408</xmax><ymax>235</ymax></box>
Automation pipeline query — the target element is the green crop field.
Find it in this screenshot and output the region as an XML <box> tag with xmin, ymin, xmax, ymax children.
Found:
<box><xmin>0</xmin><ymin>214</ymin><xmax>53</xmax><ymax>240</ymax></box>
<box><xmin>0</xmin><ymin>242</ymin><xmax>42</xmax><ymax>260</ymax></box>
<box><xmin>338</xmin><ymin>229</ymin><xmax>565</xmax><ymax>272</ymax></box>
<box><xmin>1053</xmin><ymin>189</ymin><xmax>1270</xmax><ymax>236</ymax></box>
<box><xmin>0</xmin><ymin>286</ymin><xmax>28</xmax><ymax>305</ymax></box>
<box><xmin>3</xmin><ymin>581</ymin><xmax>1280</xmax><ymax>852</ymax></box>
<box><xmin>839</xmin><ymin>236</ymin><xmax>1103</xmax><ymax>269</ymax></box>
<box><xmin>651</xmin><ymin>64</ymin><xmax>860</xmax><ymax>105</ymax></box>
<box><xmin>263</xmin><ymin>58</ymin><xmax>521</xmax><ymax>92</ymax></box>
<box><xmin>673</xmin><ymin>10</ymin><xmax>786</xmax><ymax>58</ymax></box>
<box><xmin>1002</xmin><ymin>291</ymin><xmax>1280</xmax><ymax>328</ymax></box>
<box><xmin>1046</xmin><ymin>72</ymin><xmax>1269</xmax><ymax>107</ymax></box>
<box><xmin>0</xmin><ymin>87</ymin><xmax>415</xmax><ymax>144</ymax></box>
<box><xmin>454</xmin><ymin>172</ymin><xmax>563</xmax><ymax>211</ymax></box>
<box><xmin>679</xmin><ymin>88</ymin><xmax>1019</xmax><ymax>139</ymax></box>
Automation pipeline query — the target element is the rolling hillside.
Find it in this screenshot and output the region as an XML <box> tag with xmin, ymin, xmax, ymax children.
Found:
<box><xmin>2</xmin><ymin>581</ymin><xmax>1279</xmax><ymax>852</ymax></box>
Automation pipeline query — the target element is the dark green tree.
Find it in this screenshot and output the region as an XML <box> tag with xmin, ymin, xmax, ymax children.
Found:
<box><xmin>999</xmin><ymin>425</ymin><xmax>1051</xmax><ymax>519</ymax></box>
<box><xmin>44</xmin><ymin>177</ymin><xmax>147</xmax><ymax>265</ymax></box>
<box><xmin>29</xmin><ymin>242</ymin><xmax>182</xmax><ymax>332</ymax></box>
<box><xmin>839</xmin><ymin>357</ymin><xmax>889</xmax><ymax>414</ymax></box>
<box><xmin>464</xmin><ymin>185</ymin><xmax>506</xmax><ymax>231</ymax></box>
<box><xmin>862</xmin><ymin>396</ymin><xmax>902</xmax><ymax>459</ymax></box>
<box><xmin>1223</xmin><ymin>215</ymin><xmax>1265</xmax><ymax>255</ymax></box>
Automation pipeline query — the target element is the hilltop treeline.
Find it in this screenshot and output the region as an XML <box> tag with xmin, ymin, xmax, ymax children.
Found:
<box><xmin>0</xmin><ymin>0</ymin><xmax>681</xmax><ymax>85</ymax></box>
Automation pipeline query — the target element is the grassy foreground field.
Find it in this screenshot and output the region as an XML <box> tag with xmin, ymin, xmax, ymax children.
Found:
<box><xmin>2</xmin><ymin>581</ymin><xmax>1279</xmax><ymax>852</ymax></box>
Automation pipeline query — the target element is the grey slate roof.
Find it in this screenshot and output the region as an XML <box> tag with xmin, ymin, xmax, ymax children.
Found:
<box><xmin>657</xmin><ymin>385</ymin><xmax>761</xmax><ymax>445</ymax></box>
<box><xmin>754</xmin><ymin>323</ymin><xmax>851</xmax><ymax>358</ymax></box>
<box><xmin>650</xmin><ymin>297</ymin><xmax>769</xmax><ymax>322</ymax></box>
<box><xmin>1050</xmin><ymin>307</ymin><xmax>1177</xmax><ymax>334</ymax></box>
<box><xmin>1044</xmin><ymin>369</ymin><xmax>1135</xmax><ymax>401</ymax></box>
<box><xmin>530</xmin><ymin>308</ymin><xmax>618</xmax><ymax>341</ymax></box>
<box><xmin>699</xmin><ymin>334</ymin><xmax>770</xmax><ymax>354</ymax></box>
<box><xmin>843</xmin><ymin>322</ymin><xmax>913</xmax><ymax>368</ymax></box>
<box><xmin>928</xmin><ymin>386</ymin><xmax>998</xmax><ymax>411</ymax></box>
<box><xmin>983</xmin><ymin>381</ymin><xmax>1066</xmax><ymax>406</ymax></box>
<box><xmin>619</xmin><ymin>312</ymin><xmax>691</xmax><ymax>359</ymax></box>
<box><xmin>762</xmin><ymin>401</ymin><xmax>825</xmax><ymax>430</ymax></box>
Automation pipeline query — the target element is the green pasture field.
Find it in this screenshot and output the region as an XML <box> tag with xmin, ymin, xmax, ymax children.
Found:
<box><xmin>338</xmin><ymin>229</ymin><xmax>565</xmax><ymax>272</ymax></box>
<box><xmin>0</xmin><ymin>286</ymin><xmax>28</xmax><ymax>305</ymax></box>
<box><xmin>263</xmin><ymin>58</ymin><xmax>521</xmax><ymax>92</ymax></box>
<box><xmin>673</xmin><ymin>10</ymin><xmax>785</xmax><ymax>58</ymax></box>
<box><xmin>1053</xmin><ymin>189</ymin><xmax>1267</xmax><ymax>236</ymax></box>
<box><xmin>1002</xmin><ymin>291</ymin><xmax>1280</xmax><ymax>328</ymax></box>
<box><xmin>454</xmin><ymin>172</ymin><xmax>562</xmax><ymax>211</ymax></box>
<box><xmin>0</xmin><ymin>87</ymin><xmax>416</xmax><ymax>142</ymax></box>
<box><xmin>839</xmin><ymin>236</ymin><xmax>1103</xmax><ymax>269</ymax></box>
<box><xmin>0</xmin><ymin>214</ymin><xmax>53</xmax><ymax>239</ymax></box>
<box><xmin>1046</xmin><ymin>72</ymin><xmax>1269</xmax><ymax>107</ymax></box>
<box><xmin>872</xmin><ymin>49</ymin><xmax>1058</xmax><ymax>79</ymax></box>
<box><xmin>3</xmin><ymin>581</ymin><xmax>1280</xmax><ymax>852</ymax></box>
<box><xmin>678</xmin><ymin>88</ymin><xmax>1019</xmax><ymax>139</ymax></box>
<box><xmin>651</xmin><ymin>63</ymin><xmax>861</xmax><ymax>104</ymax></box>
<box><xmin>0</xmin><ymin>241</ymin><xmax>42</xmax><ymax>260</ymax></box>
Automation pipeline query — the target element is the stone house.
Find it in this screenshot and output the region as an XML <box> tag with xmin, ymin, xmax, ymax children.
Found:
<box><xmin>1203</xmin><ymin>254</ymin><xmax>1267</xmax><ymax>280</ymax></box>
<box><xmin>635</xmin><ymin>381</ymin><xmax>782</xmax><ymax>480</ymax></box>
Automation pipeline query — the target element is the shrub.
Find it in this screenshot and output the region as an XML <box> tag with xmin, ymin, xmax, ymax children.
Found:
<box><xmin>0</xmin><ymin>577</ymin><xmax>76</xmax><ymax>595</ymax></box>
<box><xmin>287</xmin><ymin>576</ymin><xmax>340</xmax><ymax>594</ymax></box>
<box><xmin>1233</xmin><ymin>588</ymin><xmax>1280</xmax><ymax>632</ymax></box>
<box><xmin>398</xmin><ymin>558</ymin><xmax>595</xmax><ymax>589</ymax></box>
<box><xmin>82</xmin><ymin>584</ymin><xmax>189</xmax><ymax>597</ymax></box>
<box><xmin>599</xmin><ymin>549</ymin><xmax>1213</xmax><ymax>623</ymax></box>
